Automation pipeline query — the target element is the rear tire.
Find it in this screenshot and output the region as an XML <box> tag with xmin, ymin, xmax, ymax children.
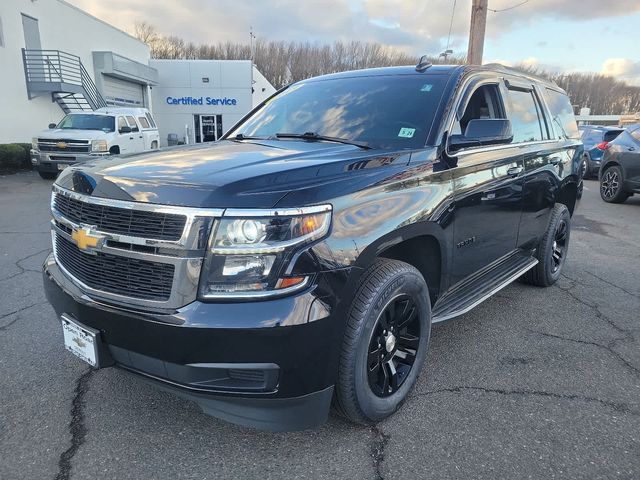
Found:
<box><xmin>580</xmin><ymin>154</ymin><xmax>589</xmax><ymax>179</ymax></box>
<box><xmin>38</xmin><ymin>171</ymin><xmax>57</xmax><ymax>180</ymax></box>
<box><xmin>522</xmin><ymin>203</ymin><xmax>571</xmax><ymax>287</ymax></box>
<box><xmin>333</xmin><ymin>259</ymin><xmax>431</xmax><ymax>424</ymax></box>
<box><xmin>600</xmin><ymin>166</ymin><xmax>629</xmax><ymax>203</ymax></box>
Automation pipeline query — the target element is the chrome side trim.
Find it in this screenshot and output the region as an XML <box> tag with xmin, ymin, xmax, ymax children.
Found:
<box><xmin>432</xmin><ymin>258</ymin><xmax>538</xmax><ymax>323</ymax></box>
<box><xmin>453</xmin><ymin>139</ymin><xmax>559</xmax><ymax>158</ymax></box>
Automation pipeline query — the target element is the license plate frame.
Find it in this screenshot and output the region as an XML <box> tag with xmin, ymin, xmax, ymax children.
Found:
<box><xmin>61</xmin><ymin>314</ymin><xmax>99</xmax><ymax>367</ymax></box>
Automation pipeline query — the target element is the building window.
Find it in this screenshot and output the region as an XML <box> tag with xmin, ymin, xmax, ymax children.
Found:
<box><xmin>0</xmin><ymin>16</ymin><xmax>4</xmax><ymax>47</ymax></box>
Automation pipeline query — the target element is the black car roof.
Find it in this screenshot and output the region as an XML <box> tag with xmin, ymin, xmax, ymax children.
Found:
<box><xmin>303</xmin><ymin>64</ymin><xmax>561</xmax><ymax>91</ymax></box>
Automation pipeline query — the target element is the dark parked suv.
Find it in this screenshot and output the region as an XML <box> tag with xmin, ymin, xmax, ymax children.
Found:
<box><xmin>599</xmin><ymin>123</ymin><xmax>640</xmax><ymax>203</ymax></box>
<box><xmin>43</xmin><ymin>62</ymin><xmax>582</xmax><ymax>431</ymax></box>
<box><xmin>578</xmin><ymin>125</ymin><xmax>623</xmax><ymax>178</ymax></box>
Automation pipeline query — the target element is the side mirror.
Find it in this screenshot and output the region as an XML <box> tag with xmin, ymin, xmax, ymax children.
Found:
<box><xmin>48</xmin><ymin>123</ymin><xmax>57</xmax><ymax>129</ymax></box>
<box><xmin>119</xmin><ymin>126</ymin><xmax>132</xmax><ymax>134</ymax></box>
<box><xmin>449</xmin><ymin>119</ymin><xmax>513</xmax><ymax>151</ymax></box>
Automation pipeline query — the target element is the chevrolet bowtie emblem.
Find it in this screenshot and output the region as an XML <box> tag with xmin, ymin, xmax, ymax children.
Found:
<box><xmin>71</xmin><ymin>227</ymin><xmax>103</xmax><ymax>252</ymax></box>
<box><xmin>56</xmin><ymin>142</ymin><xmax>68</xmax><ymax>149</ymax></box>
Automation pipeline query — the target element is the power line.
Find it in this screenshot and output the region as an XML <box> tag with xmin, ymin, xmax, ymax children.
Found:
<box><xmin>488</xmin><ymin>0</ymin><xmax>530</xmax><ymax>13</ymax></box>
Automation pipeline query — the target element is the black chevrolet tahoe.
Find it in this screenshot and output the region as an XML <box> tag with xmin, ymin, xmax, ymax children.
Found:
<box><xmin>43</xmin><ymin>63</ymin><xmax>583</xmax><ymax>431</ymax></box>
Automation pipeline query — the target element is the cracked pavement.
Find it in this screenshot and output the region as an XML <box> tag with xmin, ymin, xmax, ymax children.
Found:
<box><xmin>1</xmin><ymin>173</ymin><xmax>639</xmax><ymax>479</ymax></box>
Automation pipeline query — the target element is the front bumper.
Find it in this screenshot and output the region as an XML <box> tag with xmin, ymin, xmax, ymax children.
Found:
<box><xmin>31</xmin><ymin>150</ymin><xmax>108</xmax><ymax>172</ymax></box>
<box><xmin>43</xmin><ymin>254</ymin><xmax>346</xmax><ymax>431</ymax></box>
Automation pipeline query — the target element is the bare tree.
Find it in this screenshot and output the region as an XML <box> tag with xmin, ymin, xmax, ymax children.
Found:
<box><xmin>132</xmin><ymin>23</ymin><xmax>639</xmax><ymax>113</ymax></box>
<box><xmin>133</xmin><ymin>21</ymin><xmax>158</xmax><ymax>45</ymax></box>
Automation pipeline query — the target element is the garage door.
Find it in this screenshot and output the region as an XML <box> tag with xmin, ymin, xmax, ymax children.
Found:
<box><xmin>102</xmin><ymin>75</ymin><xmax>145</xmax><ymax>107</ymax></box>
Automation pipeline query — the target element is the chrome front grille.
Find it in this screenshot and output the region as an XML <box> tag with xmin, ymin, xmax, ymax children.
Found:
<box><xmin>51</xmin><ymin>185</ymin><xmax>222</xmax><ymax>311</ymax></box>
<box><xmin>38</xmin><ymin>139</ymin><xmax>90</xmax><ymax>153</ymax></box>
<box><xmin>55</xmin><ymin>234</ymin><xmax>174</xmax><ymax>301</ymax></box>
<box><xmin>54</xmin><ymin>193</ymin><xmax>187</xmax><ymax>240</ymax></box>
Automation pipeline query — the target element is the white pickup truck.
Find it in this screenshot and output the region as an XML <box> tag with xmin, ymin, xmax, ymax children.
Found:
<box><xmin>31</xmin><ymin>107</ymin><xmax>160</xmax><ymax>179</ymax></box>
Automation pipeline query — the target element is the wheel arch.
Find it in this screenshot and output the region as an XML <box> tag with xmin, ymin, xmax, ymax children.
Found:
<box><xmin>350</xmin><ymin>222</ymin><xmax>448</xmax><ymax>307</ymax></box>
<box><xmin>557</xmin><ymin>180</ymin><xmax>578</xmax><ymax>216</ymax></box>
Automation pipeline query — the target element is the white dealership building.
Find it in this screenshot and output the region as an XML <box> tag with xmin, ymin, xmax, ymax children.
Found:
<box><xmin>0</xmin><ymin>0</ymin><xmax>274</xmax><ymax>145</ymax></box>
<box><xmin>150</xmin><ymin>60</ymin><xmax>274</xmax><ymax>146</ymax></box>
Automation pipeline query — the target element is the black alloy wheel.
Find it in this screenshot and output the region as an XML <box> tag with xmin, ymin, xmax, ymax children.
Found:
<box><xmin>521</xmin><ymin>203</ymin><xmax>571</xmax><ymax>287</ymax></box>
<box><xmin>600</xmin><ymin>166</ymin><xmax>629</xmax><ymax>203</ymax></box>
<box><xmin>366</xmin><ymin>294</ymin><xmax>420</xmax><ymax>397</ymax></box>
<box><xmin>550</xmin><ymin>219</ymin><xmax>568</xmax><ymax>274</ymax></box>
<box><xmin>333</xmin><ymin>258</ymin><xmax>431</xmax><ymax>424</ymax></box>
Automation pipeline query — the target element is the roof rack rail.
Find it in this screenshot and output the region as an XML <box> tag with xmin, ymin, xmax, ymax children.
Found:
<box><xmin>415</xmin><ymin>55</ymin><xmax>432</xmax><ymax>72</ymax></box>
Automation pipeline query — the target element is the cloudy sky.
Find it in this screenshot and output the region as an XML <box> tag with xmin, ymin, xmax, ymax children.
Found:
<box><xmin>68</xmin><ymin>0</ymin><xmax>640</xmax><ymax>84</ymax></box>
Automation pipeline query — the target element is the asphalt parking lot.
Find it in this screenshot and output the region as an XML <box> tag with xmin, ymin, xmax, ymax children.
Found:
<box><xmin>1</xmin><ymin>172</ymin><xmax>639</xmax><ymax>480</ymax></box>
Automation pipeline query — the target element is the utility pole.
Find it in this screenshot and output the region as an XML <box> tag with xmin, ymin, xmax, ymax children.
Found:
<box><xmin>467</xmin><ymin>0</ymin><xmax>488</xmax><ymax>65</ymax></box>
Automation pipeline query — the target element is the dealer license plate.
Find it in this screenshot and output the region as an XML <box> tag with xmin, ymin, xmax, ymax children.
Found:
<box><xmin>61</xmin><ymin>314</ymin><xmax>98</xmax><ymax>367</ymax></box>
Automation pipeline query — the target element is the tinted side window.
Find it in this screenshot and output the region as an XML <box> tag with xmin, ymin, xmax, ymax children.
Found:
<box><xmin>145</xmin><ymin>112</ymin><xmax>156</xmax><ymax>128</ymax></box>
<box><xmin>126</xmin><ymin>116</ymin><xmax>139</xmax><ymax>132</ymax></box>
<box><xmin>603</xmin><ymin>130</ymin><xmax>623</xmax><ymax>143</ymax></box>
<box><xmin>630</xmin><ymin>127</ymin><xmax>640</xmax><ymax>143</ymax></box>
<box><xmin>543</xmin><ymin>88</ymin><xmax>580</xmax><ymax>140</ymax></box>
<box><xmin>452</xmin><ymin>84</ymin><xmax>505</xmax><ymax>136</ymax></box>
<box><xmin>138</xmin><ymin>116</ymin><xmax>150</xmax><ymax>129</ymax></box>
<box><xmin>505</xmin><ymin>89</ymin><xmax>544</xmax><ymax>143</ymax></box>
<box><xmin>117</xmin><ymin>117</ymin><xmax>127</xmax><ymax>131</ymax></box>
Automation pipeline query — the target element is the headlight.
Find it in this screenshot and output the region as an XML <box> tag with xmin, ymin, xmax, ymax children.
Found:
<box><xmin>199</xmin><ymin>205</ymin><xmax>332</xmax><ymax>299</ymax></box>
<box><xmin>31</xmin><ymin>137</ymin><xmax>38</xmax><ymax>150</ymax></box>
<box><xmin>91</xmin><ymin>140</ymin><xmax>108</xmax><ymax>152</ymax></box>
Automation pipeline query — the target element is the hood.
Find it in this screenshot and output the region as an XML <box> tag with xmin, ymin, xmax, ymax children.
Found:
<box><xmin>36</xmin><ymin>128</ymin><xmax>111</xmax><ymax>141</ymax></box>
<box><xmin>55</xmin><ymin>140</ymin><xmax>415</xmax><ymax>208</ymax></box>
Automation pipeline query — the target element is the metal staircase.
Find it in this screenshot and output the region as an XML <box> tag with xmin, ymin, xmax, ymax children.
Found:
<box><xmin>22</xmin><ymin>49</ymin><xmax>107</xmax><ymax>113</ymax></box>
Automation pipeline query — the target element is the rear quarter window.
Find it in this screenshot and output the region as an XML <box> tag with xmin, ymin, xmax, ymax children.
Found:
<box><xmin>138</xmin><ymin>116</ymin><xmax>150</xmax><ymax>129</ymax></box>
<box><xmin>543</xmin><ymin>88</ymin><xmax>580</xmax><ymax>140</ymax></box>
<box><xmin>603</xmin><ymin>130</ymin><xmax>623</xmax><ymax>143</ymax></box>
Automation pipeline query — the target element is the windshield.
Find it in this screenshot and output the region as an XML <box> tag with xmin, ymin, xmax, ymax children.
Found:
<box><xmin>231</xmin><ymin>74</ymin><xmax>449</xmax><ymax>149</ymax></box>
<box><xmin>56</xmin><ymin>114</ymin><xmax>115</xmax><ymax>132</ymax></box>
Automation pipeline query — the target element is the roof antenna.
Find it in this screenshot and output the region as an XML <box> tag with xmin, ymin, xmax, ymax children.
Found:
<box><xmin>415</xmin><ymin>55</ymin><xmax>432</xmax><ymax>72</ymax></box>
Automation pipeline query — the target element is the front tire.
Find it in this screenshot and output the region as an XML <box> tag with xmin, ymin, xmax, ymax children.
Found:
<box><xmin>333</xmin><ymin>259</ymin><xmax>431</xmax><ymax>424</ymax></box>
<box><xmin>522</xmin><ymin>203</ymin><xmax>571</xmax><ymax>287</ymax></box>
<box><xmin>600</xmin><ymin>166</ymin><xmax>629</xmax><ymax>203</ymax></box>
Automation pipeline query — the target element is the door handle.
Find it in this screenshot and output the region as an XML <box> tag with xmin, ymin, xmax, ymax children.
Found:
<box><xmin>628</xmin><ymin>147</ymin><xmax>636</xmax><ymax>152</ymax></box>
<box><xmin>507</xmin><ymin>166</ymin><xmax>524</xmax><ymax>176</ymax></box>
<box><xmin>129</xmin><ymin>136</ymin><xmax>134</xmax><ymax>140</ymax></box>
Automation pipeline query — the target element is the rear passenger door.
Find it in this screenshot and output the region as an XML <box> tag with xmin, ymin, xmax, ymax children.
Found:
<box><xmin>448</xmin><ymin>80</ymin><xmax>525</xmax><ymax>285</ymax></box>
<box><xmin>126</xmin><ymin>116</ymin><xmax>145</xmax><ymax>152</ymax></box>
<box><xmin>619</xmin><ymin>126</ymin><xmax>640</xmax><ymax>187</ymax></box>
<box><xmin>517</xmin><ymin>85</ymin><xmax>579</xmax><ymax>249</ymax></box>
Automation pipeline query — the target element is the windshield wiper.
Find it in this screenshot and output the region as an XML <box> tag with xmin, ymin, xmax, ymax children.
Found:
<box><xmin>275</xmin><ymin>132</ymin><xmax>371</xmax><ymax>149</ymax></box>
<box><xmin>233</xmin><ymin>133</ymin><xmax>269</xmax><ymax>141</ymax></box>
